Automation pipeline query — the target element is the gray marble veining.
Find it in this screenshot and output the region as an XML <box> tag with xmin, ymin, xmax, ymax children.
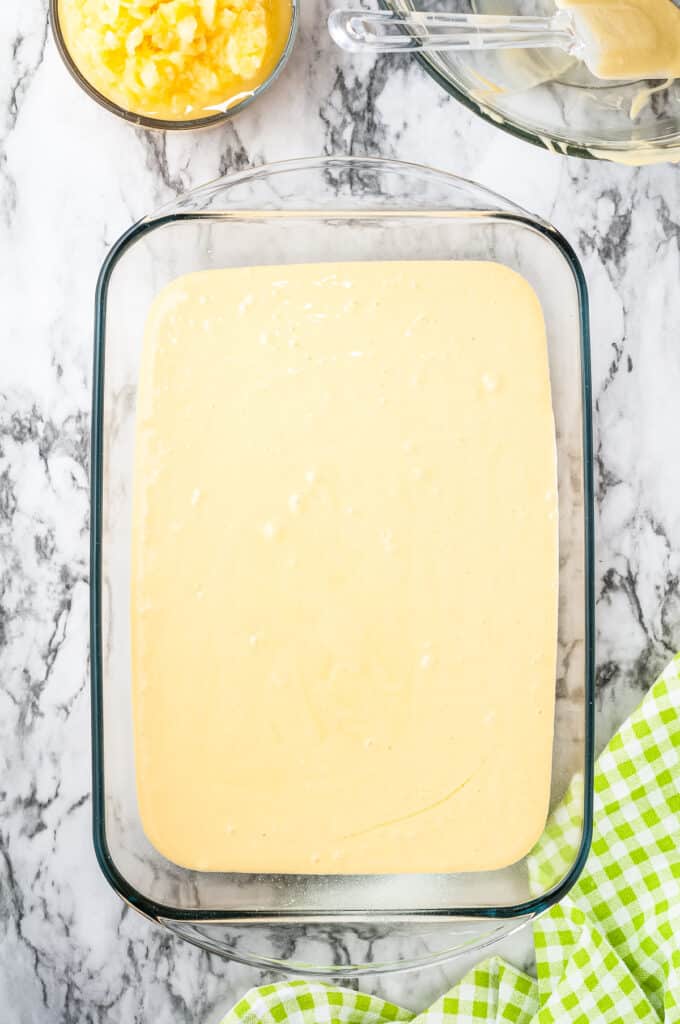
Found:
<box><xmin>1</xmin><ymin>1</ymin><xmax>680</xmax><ymax>1021</ymax></box>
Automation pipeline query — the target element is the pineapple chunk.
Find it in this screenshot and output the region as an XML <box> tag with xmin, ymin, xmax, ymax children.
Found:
<box><xmin>200</xmin><ymin>0</ymin><xmax>216</xmax><ymax>26</ymax></box>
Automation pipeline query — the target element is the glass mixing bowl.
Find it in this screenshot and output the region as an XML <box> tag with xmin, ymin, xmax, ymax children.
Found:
<box><xmin>386</xmin><ymin>0</ymin><xmax>680</xmax><ymax>164</ymax></box>
<box><xmin>91</xmin><ymin>156</ymin><xmax>594</xmax><ymax>975</ymax></box>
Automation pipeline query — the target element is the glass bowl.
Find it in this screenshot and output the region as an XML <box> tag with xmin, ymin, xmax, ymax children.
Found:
<box><xmin>49</xmin><ymin>0</ymin><xmax>298</xmax><ymax>131</ymax></box>
<box><xmin>386</xmin><ymin>0</ymin><xmax>680</xmax><ymax>164</ymax></box>
<box><xmin>91</xmin><ymin>156</ymin><xmax>594</xmax><ymax>975</ymax></box>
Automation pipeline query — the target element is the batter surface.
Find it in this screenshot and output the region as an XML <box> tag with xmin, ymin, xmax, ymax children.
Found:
<box><xmin>132</xmin><ymin>260</ymin><xmax>558</xmax><ymax>874</ymax></box>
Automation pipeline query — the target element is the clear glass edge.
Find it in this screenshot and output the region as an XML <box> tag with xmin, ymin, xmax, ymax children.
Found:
<box><xmin>144</xmin><ymin>155</ymin><xmax>530</xmax><ymax>218</ymax></box>
<box><xmin>159</xmin><ymin>914</ymin><xmax>534</xmax><ymax>976</ymax></box>
<box><xmin>90</xmin><ymin>156</ymin><xmax>595</xmax><ymax>929</ymax></box>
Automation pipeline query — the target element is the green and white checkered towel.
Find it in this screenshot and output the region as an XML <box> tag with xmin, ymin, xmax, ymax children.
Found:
<box><xmin>222</xmin><ymin>656</ymin><xmax>680</xmax><ymax>1024</ymax></box>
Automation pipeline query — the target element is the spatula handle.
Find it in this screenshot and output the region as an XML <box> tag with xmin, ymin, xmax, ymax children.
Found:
<box><xmin>328</xmin><ymin>8</ymin><xmax>576</xmax><ymax>55</ymax></box>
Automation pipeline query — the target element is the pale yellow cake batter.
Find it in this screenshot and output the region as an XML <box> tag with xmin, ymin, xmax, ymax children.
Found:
<box><xmin>558</xmin><ymin>0</ymin><xmax>680</xmax><ymax>79</ymax></box>
<box><xmin>132</xmin><ymin>260</ymin><xmax>558</xmax><ymax>875</ymax></box>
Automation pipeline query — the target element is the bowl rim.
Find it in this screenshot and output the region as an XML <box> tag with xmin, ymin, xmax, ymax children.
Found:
<box><xmin>49</xmin><ymin>0</ymin><xmax>298</xmax><ymax>131</ymax></box>
<box><xmin>90</xmin><ymin>154</ymin><xmax>595</xmax><ymax>930</ymax></box>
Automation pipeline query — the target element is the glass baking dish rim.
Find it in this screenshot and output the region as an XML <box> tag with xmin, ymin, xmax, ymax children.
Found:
<box><xmin>90</xmin><ymin>156</ymin><xmax>595</xmax><ymax>924</ymax></box>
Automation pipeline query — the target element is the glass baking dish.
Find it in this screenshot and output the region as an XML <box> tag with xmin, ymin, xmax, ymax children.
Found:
<box><xmin>91</xmin><ymin>156</ymin><xmax>594</xmax><ymax>975</ymax></box>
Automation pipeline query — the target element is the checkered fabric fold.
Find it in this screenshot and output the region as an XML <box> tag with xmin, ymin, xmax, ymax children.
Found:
<box><xmin>221</xmin><ymin>655</ymin><xmax>680</xmax><ymax>1024</ymax></box>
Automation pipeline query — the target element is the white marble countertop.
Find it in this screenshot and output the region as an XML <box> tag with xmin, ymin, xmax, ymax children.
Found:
<box><xmin>2</xmin><ymin>1</ymin><xmax>680</xmax><ymax>1021</ymax></box>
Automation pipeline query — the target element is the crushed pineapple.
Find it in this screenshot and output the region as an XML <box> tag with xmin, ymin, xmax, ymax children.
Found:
<box><xmin>58</xmin><ymin>0</ymin><xmax>292</xmax><ymax>121</ymax></box>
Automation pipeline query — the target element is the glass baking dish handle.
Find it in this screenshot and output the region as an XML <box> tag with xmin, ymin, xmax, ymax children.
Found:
<box><xmin>143</xmin><ymin>156</ymin><xmax>534</xmax><ymax>221</ymax></box>
<box><xmin>159</xmin><ymin>916</ymin><xmax>536</xmax><ymax>975</ymax></box>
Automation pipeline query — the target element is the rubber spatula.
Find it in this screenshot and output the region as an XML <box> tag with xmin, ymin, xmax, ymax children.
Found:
<box><xmin>328</xmin><ymin>4</ymin><xmax>680</xmax><ymax>80</ymax></box>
